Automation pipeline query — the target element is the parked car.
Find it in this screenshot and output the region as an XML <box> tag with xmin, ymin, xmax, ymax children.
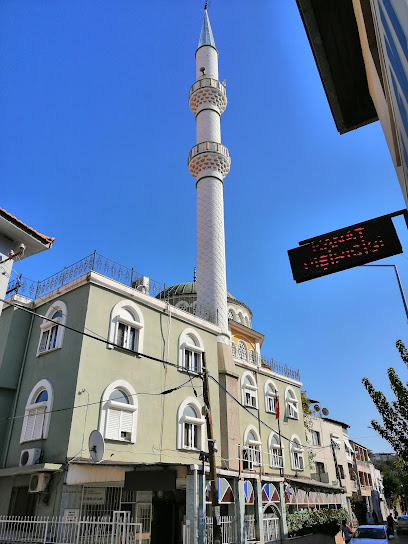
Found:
<box><xmin>397</xmin><ymin>515</ymin><xmax>408</xmax><ymax>534</ymax></box>
<box><xmin>350</xmin><ymin>525</ymin><xmax>395</xmax><ymax>542</ymax></box>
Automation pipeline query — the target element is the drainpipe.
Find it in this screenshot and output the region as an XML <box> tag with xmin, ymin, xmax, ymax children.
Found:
<box><xmin>2</xmin><ymin>307</ymin><xmax>35</xmax><ymax>467</ymax></box>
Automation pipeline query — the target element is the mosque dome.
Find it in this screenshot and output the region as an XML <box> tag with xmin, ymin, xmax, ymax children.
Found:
<box><xmin>157</xmin><ymin>282</ymin><xmax>253</xmax><ymax>327</ymax></box>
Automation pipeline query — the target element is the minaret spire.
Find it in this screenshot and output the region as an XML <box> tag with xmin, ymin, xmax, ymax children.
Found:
<box><xmin>188</xmin><ymin>10</ymin><xmax>230</xmax><ymax>340</ymax></box>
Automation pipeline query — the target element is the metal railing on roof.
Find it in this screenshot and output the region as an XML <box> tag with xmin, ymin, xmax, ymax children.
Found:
<box><xmin>5</xmin><ymin>252</ymin><xmax>217</xmax><ymax>325</ymax></box>
<box><xmin>259</xmin><ymin>354</ymin><xmax>301</xmax><ymax>382</ymax></box>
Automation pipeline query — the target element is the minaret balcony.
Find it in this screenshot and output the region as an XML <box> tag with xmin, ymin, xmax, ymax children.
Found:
<box><xmin>189</xmin><ymin>78</ymin><xmax>227</xmax><ymax>115</ymax></box>
<box><xmin>188</xmin><ymin>141</ymin><xmax>230</xmax><ymax>180</ymax></box>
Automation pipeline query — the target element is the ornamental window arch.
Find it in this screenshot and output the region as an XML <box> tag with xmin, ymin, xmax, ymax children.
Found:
<box><xmin>108</xmin><ymin>300</ymin><xmax>144</xmax><ymax>353</ymax></box>
<box><xmin>268</xmin><ymin>431</ymin><xmax>284</xmax><ymax>469</ymax></box>
<box><xmin>178</xmin><ymin>328</ymin><xmax>204</xmax><ymax>374</ymax></box>
<box><xmin>242</xmin><ymin>424</ymin><xmax>262</xmax><ymax>469</ymax></box>
<box><xmin>290</xmin><ymin>434</ymin><xmax>304</xmax><ymax>471</ymax></box>
<box><xmin>241</xmin><ymin>371</ymin><xmax>258</xmax><ymax>408</ymax></box>
<box><xmin>264</xmin><ymin>380</ymin><xmax>278</xmax><ymax>414</ymax></box>
<box><xmin>237</xmin><ymin>340</ymin><xmax>248</xmax><ymax>362</ymax></box>
<box><xmin>285</xmin><ymin>386</ymin><xmax>299</xmax><ymax>420</ymax></box>
<box><xmin>177</xmin><ymin>397</ymin><xmax>205</xmax><ymax>451</ymax></box>
<box><xmin>99</xmin><ymin>380</ymin><xmax>138</xmax><ymax>443</ymax></box>
<box><xmin>20</xmin><ymin>379</ymin><xmax>54</xmax><ymax>443</ymax></box>
<box><xmin>37</xmin><ymin>300</ymin><xmax>67</xmax><ymax>355</ymax></box>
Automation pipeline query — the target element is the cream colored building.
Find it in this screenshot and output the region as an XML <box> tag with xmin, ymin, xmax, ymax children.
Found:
<box><xmin>296</xmin><ymin>0</ymin><xmax>408</xmax><ymax>207</ymax></box>
<box><xmin>308</xmin><ymin>416</ymin><xmax>354</xmax><ymax>518</ymax></box>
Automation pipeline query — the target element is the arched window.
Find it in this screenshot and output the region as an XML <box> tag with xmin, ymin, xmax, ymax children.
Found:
<box><xmin>244</xmin><ymin>315</ymin><xmax>249</xmax><ymax>327</ymax></box>
<box><xmin>37</xmin><ymin>301</ymin><xmax>67</xmax><ymax>355</ymax></box>
<box><xmin>268</xmin><ymin>432</ymin><xmax>284</xmax><ymax>469</ymax></box>
<box><xmin>285</xmin><ymin>387</ymin><xmax>299</xmax><ymax>420</ymax></box>
<box><xmin>177</xmin><ymin>397</ymin><xmax>205</xmax><ymax>451</ymax></box>
<box><xmin>290</xmin><ymin>435</ymin><xmax>304</xmax><ymax>471</ymax></box>
<box><xmin>231</xmin><ymin>342</ymin><xmax>237</xmax><ymax>358</ymax></box>
<box><xmin>20</xmin><ymin>379</ymin><xmax>54</xmax><ymax>443</ymax></box>
<box><xmin>241</xmin><ymin>426</ymin><xmax>262</xmax><ymax>469</ymax></box>
<box><xmin>241</xmin><ymin>372</ymin><xmax>258</xmax><ymax>408</ymax></box>
<box><xmin>237</xmin><ymin>312</ymin><xmax>243</xmax><ymax>324</ymax></box>
<box><xmin>178</xmin><ymin>328</ymin><xmax>204</xmax><ymax>374</ymax></box>
<box><xmin>228</xmin><ymin>308</ymin><xmax>235</xmax><ymax>321</ymax></box>
<box><xmin>265</xmin><ymin>381</ymin><xmax>278</xmax><ymax>414</ymax></box>
<box><xmin>249</xmin><ymin>350</ymin><xmax>256</xmax><ymax>365</ymax></box>
<box><xmin>238</xmin><ymin>340</ymin><xmax>248</xmax><ymax>362</ymax></box>
<box><xmin>99</xmin><ymin>380</ymin><xmax>138</xmax><ymax>442</ymax></box>
<box><xmin>108</xmin><ymin>300</ymin><xmax>144</xmax><ymax>354</ymax></box>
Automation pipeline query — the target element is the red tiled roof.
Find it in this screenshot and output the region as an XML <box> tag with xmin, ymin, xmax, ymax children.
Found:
<box><xmin>0</xmin><ymin>207</ymin><xmax>55</xmax><ymax>245</ymax></box>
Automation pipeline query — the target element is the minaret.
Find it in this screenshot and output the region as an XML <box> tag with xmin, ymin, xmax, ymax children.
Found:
<box><xmin>188</xmin><ymin>6</ymin><xmax>230</xmax><ymax>341</ymax></box>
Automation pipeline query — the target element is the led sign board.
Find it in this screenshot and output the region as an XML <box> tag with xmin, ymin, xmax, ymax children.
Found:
<box><xmin>288</xmin><ymin>215</ymin><xmax>403</xmax><ymax>283</ymax></box>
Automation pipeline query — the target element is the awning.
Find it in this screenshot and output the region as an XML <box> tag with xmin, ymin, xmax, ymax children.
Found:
<box><xmin>0</xmin><ymin>463</ymin><xmax>63</xmax><ymax>477</ymax></box>
<box><xmin>286</xmin><ymin>476</ymin><xmax>343</xmax><ymax>494</ymax></box>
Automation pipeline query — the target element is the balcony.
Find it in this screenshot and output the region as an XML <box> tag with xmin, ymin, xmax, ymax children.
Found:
<box><xmin>5</xmin><ymin>252</ymin><xmax>217</xmax><ymax>326</ymax></box>
<box><xmin>188</xmin><ymin>77</ymin><xmax>226</xmax><ymax>99</ymax></box>
<box><xmin>311</xmin><ymin>472</ymin><xmax>330</xmax><ymax>484</ymax></box>
<box><xmin>188</xmin><ymin>141</ymin><xmax>230</xmax><ymax>164</ymax></box>
<box><xmin>236</xmin><ymin>444</ymin><xmax>262</xmax><ymax>470</ymax></box>
<box><xmin>268</xmin><ymin>451</ymin><xmax>284</xmax><ymax>469</ymax></box>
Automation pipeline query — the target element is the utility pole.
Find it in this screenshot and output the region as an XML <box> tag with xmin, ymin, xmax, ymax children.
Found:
<box><xmin>202</xmin><ymin>354</ymin><xmax>222</xmax><ymax>544</ymax></box>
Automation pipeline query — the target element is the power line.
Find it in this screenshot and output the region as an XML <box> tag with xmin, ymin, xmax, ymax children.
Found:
<box><xmin>2</xmin><ymin>296</ymin><xmax>334</xmax><ymax>452</ymax></box>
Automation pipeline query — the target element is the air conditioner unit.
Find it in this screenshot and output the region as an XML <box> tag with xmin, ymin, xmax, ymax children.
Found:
<box><xmin>19</xmin><ymin>448</ymin><xmax>42</xmax><ymax>467</ymax></box>
<box><xmin>29</xmin><ymin>473</ymin><xmax>51</xmax><ymax>493</ymax></box>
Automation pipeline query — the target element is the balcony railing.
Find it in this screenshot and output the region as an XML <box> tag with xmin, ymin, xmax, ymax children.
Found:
<box><xmin>236</xmin><ymin>444</ymin><xmax>262</xmax><ymax>470</ymax></box>
<box><xmin>311</xmin><ymin>472</ymin><xmax>330</xmax><ymax>484</ymax></box>
<box><xmin>245</xmin><ymin>515</ymin><xmax>256</xmax><ymax>541</ymax></box>
<box><xmin>5</xmin><ymin>252</ymin><xmax>217</xmax><ymax>325</ymax></box>
<box><xmin>188</xmin><ymin>141</ymin><xmax>230</xmax><ymax>164</ymax></box>
<box><xmin>188</xmin><ymin>78</ymin><xmax>226</xmax><ymax>99</ymax></box>
<box><xmin>268</xmin><ymin>450</ymin><xmax>284</xmax><ymax>469</ymax></box>
<box><xmin>259</xmin><ymin>354</ymin><xmax>301</xmax><ymax>382</ymax></box>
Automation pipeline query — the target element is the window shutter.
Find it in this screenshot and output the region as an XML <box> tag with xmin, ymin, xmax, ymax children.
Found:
<box><xmin>24</xmin><ymin>407</ymin><xmax>45</xmax><ymax>441</ymax></box>
<box><xmin>39</xmin><ymin>330</ymin><xmax>49</xmax><ymax>353</ymax></box>
<box><xmin>32</xmin><ymin>407</ymin><xmax>45</xmax><ymax>439</ymax></box>
<box><xmin>24</xmin><ymin>412</ymin><xmax>36</xmax><ymax>441</ymax></box>
<box><xmin>121</xmin><ymin>411</ymin><xmax>133</xmax><ymax>434</ymax></box>
<box><xmin>106</xmin><ymin>408</ymin><xmax>121</xmax><ymax>440</ymax></box>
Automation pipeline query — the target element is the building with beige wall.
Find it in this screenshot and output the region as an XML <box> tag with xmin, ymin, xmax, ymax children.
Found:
<box><xmin>296</xmin><ymin>0</ymin><xmax>408</xmax><ymax>207</ymax></box>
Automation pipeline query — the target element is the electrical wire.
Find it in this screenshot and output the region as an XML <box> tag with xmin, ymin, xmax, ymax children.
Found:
<box><xmin>2</xmin><ymin>297</ymin><xmax>335</xmax><ymax>452</ymax></box>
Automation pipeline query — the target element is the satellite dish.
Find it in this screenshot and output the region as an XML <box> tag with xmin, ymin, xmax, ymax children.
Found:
<box><xmin>89</xmin><ymin>430</ymin><xmax>105</xmax><ymax>463</ymax></box>
<box><xmin>322</xmin><ymin>407</ymin><xmax>329</xmax><ymax>416</ymax></box>
<box><xmin>314</xmin><ymin>404</ymin><xmax>321</xmax><ymax>412</ymax></box>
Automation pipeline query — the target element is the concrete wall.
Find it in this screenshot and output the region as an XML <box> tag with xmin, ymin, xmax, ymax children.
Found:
<box><xmin>67</xmin><ymin>281</ymin><xmax>221</xmax><ymax>466</ymax></box>
<box><xmin>4</xmin><ymin>284</ymin><xmax>89</xmax><ymax>469</ymax></box>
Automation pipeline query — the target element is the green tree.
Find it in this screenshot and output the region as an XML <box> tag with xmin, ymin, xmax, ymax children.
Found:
<box><xmin>362</xmin><ymin>340</ymin><xmax>408</xmax><ymax>461</ymax></box>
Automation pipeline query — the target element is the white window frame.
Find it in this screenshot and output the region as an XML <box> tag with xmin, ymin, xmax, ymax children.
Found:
<box><xmin>241</xmin><ymin>371</ymin><xmax>258</xmax><ymax>409</ymax></box>
<box><xmin>331</xmin><ymin>434</ymin><xmax>341</xmax><ymax>450</ymax></box>
<box><xmin>238</xmin><ymin>340</ymin><xmax>248</xmax><ymax>362</ymax></box>
<box><xmin>108</xmin><ymin>300</ymin><xmax>144</xmax><ymax>354</ymax></box>
<box><xmin>268</xmin><ymin>432</ymin><xmax>284</xmax><ymax>469</ymax></box>
<box><xmin>290</xmin><ymin>434</ymin><xmax>304</xmax><ymax>471</ymax></box>
<box><xmin>285</xmin><ymin>387</ymin><xmax>299</xmax><ymax>420</ymax></box>
<box><xmin>20</xmin><ymin>379</ymin><xmax>54</xmax><ymax>443</ymax></box>
<box><xmin>36</xmin><ymin>301</ymin><xmax>67</xmax><ymax>356</ymax></box>
<box><xmin>264</xmin><ymin>380</ymin><xmax>278</xmax><ymax>414</ymax></box>
<box><xmin>311</xmin><ymin>430</ymin><xmax>321</xmax><ymax>446</ymax></box>
<box><xmin>241</xmin><ymin>425</ymin><xmax>262</xmax><ymax>469</ymax></box>
<box><xmin>178</xmin><ymin>328</ymin><xmax>204</xmax><ymax>374</ymax></box>
<box><xmin>99</xmin><ymin>380</ymin><xmax>138</xmax><ymax>443</ymax></box>
<box><xmin>177</xmin><ymin>397</ymin><xmax>205</xmax><ymax>451</ymax></box>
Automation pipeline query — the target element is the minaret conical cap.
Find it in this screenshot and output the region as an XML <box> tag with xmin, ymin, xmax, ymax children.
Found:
<box><xmin>198</xmin><ymin>8</ymin><xmax>216</xmax><ymax>49</ymax></box>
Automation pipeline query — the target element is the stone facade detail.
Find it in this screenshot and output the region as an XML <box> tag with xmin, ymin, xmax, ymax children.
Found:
<box><xmin>189</xmin><ymin>86</ymin><xmax>227</xmax><ymax>115</ymax></box>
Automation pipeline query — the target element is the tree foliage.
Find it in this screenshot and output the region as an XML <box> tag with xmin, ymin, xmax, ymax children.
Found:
<box><xmin>287</xmin><ymin>507</ymin><xmax>348</xmax><ymax>537</ymax></box>
<box><xmin>379</xmin><ymin>458</ymin><xmax>408</xmax><ymax>508</ymax></box>
<box><xmin>362</xmin><ymin>340</ymin><xmax>408</xmax><ymax>461</ymax></box>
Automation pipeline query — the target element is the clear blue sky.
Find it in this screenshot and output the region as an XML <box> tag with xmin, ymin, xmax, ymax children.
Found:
<box><xmin>2</xmin><ymin>0</ymin><xmax>408</xmax><ymax>453</ymax></box>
